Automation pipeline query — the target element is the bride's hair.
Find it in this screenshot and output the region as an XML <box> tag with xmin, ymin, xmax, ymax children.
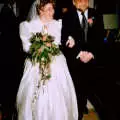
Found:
<box><xmin>36</xmin><ymin>0</ymin><xmax>55</xmax><ymax>15</ymax></box>
<box><xmin>27</xmin><ymin>0</ymin><xmax>55</xmax><ymax>21</ymax></box>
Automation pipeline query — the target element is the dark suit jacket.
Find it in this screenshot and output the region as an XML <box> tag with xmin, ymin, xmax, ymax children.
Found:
<box><xmin>61</xmin><ymin>6</ymin><xmax>104</xmax><ymax>67</ymax></box>
<box><xmin>0</xmin><ymin>4</ymin><xmax>19</xmax><ymax>63</ymax></box>
<box><xmin>0</xmin><ymin>4</ymin><xmax>21</xmax><ymax>104</ymax></box>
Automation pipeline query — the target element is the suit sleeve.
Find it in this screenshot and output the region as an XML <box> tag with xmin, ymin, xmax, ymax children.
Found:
<box><xmin>61</xmin><ymin>13</ymin><xmax>70</xmax><ymax>46</ymax></box>
<box><xmin>90</xmin><ymin>10</ymin><xmax>104</xmax><ymax>65</ymax></box>
<box><xmin>61</xmin><ymin>12</ymin><xmax>79</xmax><ymax>60</ymax></box>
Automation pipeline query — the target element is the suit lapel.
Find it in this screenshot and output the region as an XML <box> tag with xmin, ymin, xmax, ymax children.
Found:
<box><xmin>88</xmin><ymin>8</ymin><xmax>93</xmax><ymax>19</ymax></box>
<box><xmin>73</xmin><ymin>8</ymin><xmax>82</xmax><ymax>29</ymax></box>
<box><xmin>88</xmin><ymin>8</ymin><xmax>95</xmax><ymax>28</ymax></box>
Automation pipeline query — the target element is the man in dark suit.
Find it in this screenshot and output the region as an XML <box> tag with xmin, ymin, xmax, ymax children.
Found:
<box><xmin>61</xmin><ymin>0</ymin><xmax>114</xmax><ymax>120</ymax></box>
<box><xmin>0</xmin><ymin>0</ymin><xmax>21</xmax><ymax>118</ymax></box>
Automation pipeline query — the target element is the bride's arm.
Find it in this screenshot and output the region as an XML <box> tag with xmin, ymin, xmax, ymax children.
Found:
<box><xmin>53</xmin><ymin>20</ymin><xmax>62</xmax><ymax>45</ymax></box>
<box><xmin>19</xmin><ymin>21</ymin><xmax>32</xmax><ymax>53</ymax></box>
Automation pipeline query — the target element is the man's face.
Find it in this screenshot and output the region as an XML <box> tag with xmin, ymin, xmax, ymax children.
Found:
<box><xmin>74</xmin><ymin>0</ymin><xmax>88</xmax><ymax>12</ymax></box>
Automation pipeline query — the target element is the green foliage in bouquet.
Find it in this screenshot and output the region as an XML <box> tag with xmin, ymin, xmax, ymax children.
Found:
<box><xmin>29</xmin><ymin>32</ymin><xmax>60</xmax><ymax>83</ymax></box>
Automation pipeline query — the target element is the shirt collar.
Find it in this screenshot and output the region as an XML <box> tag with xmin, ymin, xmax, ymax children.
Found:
<box><xmin>77</xmin><ymin>9</ymin><xmax>88</xmax><ymax>19</ymax></box>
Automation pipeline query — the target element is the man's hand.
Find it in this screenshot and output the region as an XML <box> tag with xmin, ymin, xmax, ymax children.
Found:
<box><xmin>79</xmin><ymin>51</ymin><xmax>94</xmax><ymax>63</ymax></box>
<box><xmin>66</xmin><ymin>36</ymin><xmax>75</xmax><ymax>48</ymax></box>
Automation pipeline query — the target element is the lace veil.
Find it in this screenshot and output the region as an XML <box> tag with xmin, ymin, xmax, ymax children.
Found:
<box><xmin>27</xmin><ymin>0</ymin><xmax>40</xmax><ymax>20</ymax></box>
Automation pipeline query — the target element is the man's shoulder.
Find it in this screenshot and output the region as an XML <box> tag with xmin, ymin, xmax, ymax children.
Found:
<box><xmin>62</xmin><ymin>8</ymin><xmax>77</xmax><ymax>20</ymax></box>
<box><xmin>88</xmin><ymin>8</ymin><xmax>96</xmax><ymax>14</ymax></box>
<box><xmin>88</xmin><ymin>8</ymin><xmax>102</xmax><ymax>20</ymax></box>
<box><xmin>88</xmin><ymin>8</ymin><xmax>101</xmax><ymax>15</ymax></box>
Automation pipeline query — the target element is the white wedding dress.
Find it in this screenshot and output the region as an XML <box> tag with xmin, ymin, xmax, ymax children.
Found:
<box><xmin>16</xmin><ymin>17</ymin><xmax>78</xmax><ymax>120</ymax></box>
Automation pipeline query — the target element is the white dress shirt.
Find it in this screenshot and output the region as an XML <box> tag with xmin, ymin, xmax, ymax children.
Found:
<box><xmin>77</xmin><ymin>9</ymin><xmax>88</xmax><ymax>24</ymax></box>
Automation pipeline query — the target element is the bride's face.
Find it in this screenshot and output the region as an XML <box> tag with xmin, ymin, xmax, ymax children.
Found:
<box><xmin>40</xmin><ymin>3</ymin><xmax>54</xmax><ymax>21</ymax></box>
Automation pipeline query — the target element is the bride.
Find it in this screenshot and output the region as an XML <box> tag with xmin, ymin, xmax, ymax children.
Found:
<box><xmin>16</xmin><ymin>0</ymin><xmax>78</xmax><ymax>120</ymax></box>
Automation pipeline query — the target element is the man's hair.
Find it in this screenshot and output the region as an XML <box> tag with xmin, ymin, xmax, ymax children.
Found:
<box><xmin>72</xmin><ymin>0</ymin><xmax>81</xmax><ymax>9</ymax></box>
<box><xmin>4</xmin><ymin>0</ymin><xmax>15</xmax><ymax>5</ymax></box>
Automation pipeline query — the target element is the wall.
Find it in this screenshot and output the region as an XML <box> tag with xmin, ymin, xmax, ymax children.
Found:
<box><xmin>89</xmin><ymin>0</ymin><xmax>94</xmax><ymax>8</ymax></box>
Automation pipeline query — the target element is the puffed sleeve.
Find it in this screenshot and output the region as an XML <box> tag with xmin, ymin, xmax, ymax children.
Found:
<box><xmin>19</xmin><ymin>21</ymin><xmax>32</xmax><ymax>53</ymax></box>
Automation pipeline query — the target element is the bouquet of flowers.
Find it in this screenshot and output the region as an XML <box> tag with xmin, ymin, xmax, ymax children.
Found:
<box><xmin>29</xmin><ymin>28</ymin><xmax>60</xmax><ymax>84</ymax></box>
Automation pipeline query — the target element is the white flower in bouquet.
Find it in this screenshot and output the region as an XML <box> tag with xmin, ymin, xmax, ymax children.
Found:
<box><xmin>42</xmin><ymin>25</ymin><xmax>48</xmax><ymax>35</ymax></box>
